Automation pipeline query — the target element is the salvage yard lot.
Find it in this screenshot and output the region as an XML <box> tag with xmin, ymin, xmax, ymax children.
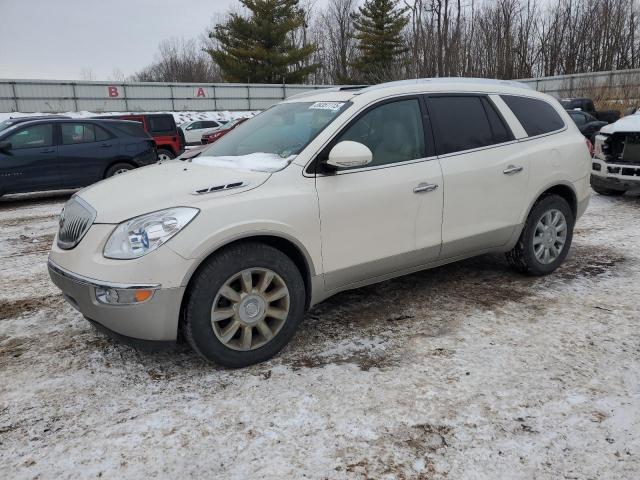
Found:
<box><xmin>0</xmin><ymin>191</ymin><xmax>639</xmax><ymax>479</ymax></box>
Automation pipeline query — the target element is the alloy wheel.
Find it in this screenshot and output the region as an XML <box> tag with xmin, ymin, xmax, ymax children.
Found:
<box><xmin>211</xmin><ymin>268</ymin><xmax>290</xmax><ymax>351</ymax></box>
<box><xmin>533</xmin><ymin>208</ymin><xmax>567</xmax><ymax>264</ymax></box>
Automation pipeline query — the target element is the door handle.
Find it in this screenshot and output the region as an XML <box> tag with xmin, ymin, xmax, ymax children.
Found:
<box><xmin>40</xmin><ymin>149</ymin><xmax>55</xmax><ymax>153</ymax></box>
<box><xmin>503</xmin><ymin>165</ymin><xmax>524</xmax><ymax>175</ymax></box>
<box><xmin>413</xmin><ymin>182</ymin><xmax>438</xmax><ymax>193</ymax></box>
<box><xmin>100</xmin><ymin>143</ymin><xmax>112</xmax><ymax>148</ymax></box>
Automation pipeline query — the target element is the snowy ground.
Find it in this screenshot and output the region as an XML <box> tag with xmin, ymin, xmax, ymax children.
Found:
<box><xmin>0</xmin><ymin>191</ymin><xmax>639</xmax><ymax>479</ymax></box>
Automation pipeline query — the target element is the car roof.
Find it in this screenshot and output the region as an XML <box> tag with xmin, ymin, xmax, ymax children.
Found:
<box><xmin>0</xmin><ymin>117</ymin><xmax>148</xmax><ymax>135</ymax></box>
<box><xmin>283</xmin><ymin>77</ymin><xmax>547</xmax><ymax>105</ymax></box>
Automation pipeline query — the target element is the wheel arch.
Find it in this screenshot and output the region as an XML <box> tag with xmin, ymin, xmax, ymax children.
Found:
<box><xmin>178</xmin><ymin>233</ymin><xmax>316</xmax><ymax>327</ymax></box>
<box><xmin>103</xmin><ymin>159</ymin><xmax>137</xmax><ymax>178</ymax></box>
<box><xmin>525</xmin><ymin>181</ymin><xmax>578</xmax><ymax>222</ymax></box>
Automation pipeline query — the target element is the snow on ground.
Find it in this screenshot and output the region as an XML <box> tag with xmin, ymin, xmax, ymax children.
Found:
<box><xmin>0</xmin><ymin>110</ymin><xmax>259</xmax><ymax>126</ymax></box>
<box><xmin>0</xmin><ymin>191</ymin><xmax>639</xmax><ymax>479</ymax></box>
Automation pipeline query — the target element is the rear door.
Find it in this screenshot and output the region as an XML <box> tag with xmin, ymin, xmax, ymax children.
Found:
<box><xmin>147</xmin><ymin>115</ymin><xmax>180</xmax><ymax>153</ymax></box>
<box><xmin>57</xmin><ymin>122</ymin><xmax>116</xmax><ymax>188</ymax></box>
<box><xmin>0</xmin><ymin>123</ymin><xmax>59</xmax><ymax>194</ymax></box>
<box><xmin>426</xmin><ymin>94</ymin><xmax>530</xmax><ymax>258</ymax></box>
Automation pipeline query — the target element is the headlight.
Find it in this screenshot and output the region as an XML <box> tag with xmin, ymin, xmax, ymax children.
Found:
<box><xmin>104</xmin><ymin>207</ymin><xmax>199</xmax><ymax>259</ymax></box>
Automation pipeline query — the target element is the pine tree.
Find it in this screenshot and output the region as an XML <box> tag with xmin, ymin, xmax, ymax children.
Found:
<box><xmin>208</xmin><ymin>0</ymin><xmax>318</xmax><ymax>84</ymax></box>
<box><xmin>351</xmin><ymin>0</ymin><xmax>409</xmax><ymax>83</ymax></box>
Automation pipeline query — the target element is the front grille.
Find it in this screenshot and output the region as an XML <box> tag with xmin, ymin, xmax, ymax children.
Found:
<box><xmin>57</xmin><ymin>196</ymin><xmax>97</xmax><ymax>250</ymax></box>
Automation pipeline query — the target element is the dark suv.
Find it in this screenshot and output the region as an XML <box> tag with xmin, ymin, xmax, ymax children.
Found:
<box><xmin>95</xmin><ymin>113</ymin><xmax>183</xmax><ymax>160</ymax></box>
<box><xmin>0</xmin><ymin>119</ymin><xmax>157</xmax><ymax>196</ymax></box>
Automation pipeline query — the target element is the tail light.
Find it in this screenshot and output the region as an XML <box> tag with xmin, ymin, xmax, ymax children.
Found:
<box><xmin>585</xmin><ymin>138</ymin><xmax>594</xmax><ymax>157</ymax></box>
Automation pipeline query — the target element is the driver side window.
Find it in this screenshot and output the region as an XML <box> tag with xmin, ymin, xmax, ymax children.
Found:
<box><xmin>336</xmin><ymin>99</ymin><xmax>426</xmax><ymax>168</ymax></box>
<box><xmin>7</xmin><ymin>124</ymin><xmax>53</xmax><ymax>149</ymax></box>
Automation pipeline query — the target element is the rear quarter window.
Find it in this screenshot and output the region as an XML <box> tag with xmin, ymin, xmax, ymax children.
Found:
<box><xmin>501</xmin><ymin>95</ymin><xmax>565</xmax><ymax>137</ymax></box>
<box><xmin>108</xmin><ymin>122</ymin><xmax>148</xmax><ymax>138</ymax></box>
<box><xmin>147</xmin><ymin>115</ymin><xmax>176</xmax><ymax>134</ymax></box>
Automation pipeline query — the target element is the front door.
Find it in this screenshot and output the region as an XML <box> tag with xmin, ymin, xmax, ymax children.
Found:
<box><xmin>426</xmin><ymin>94</ymin><xmax>530</xmax><ymax>258</ymax></box>
<box><xmin>0</xmin><ymin>123</ymin><xmax>59</xmax><ymax>194</ymax></box>
<box><xmin>315</xmin><ymin>97</ymin><xmax>444</xmax><ymax>291</ymax></box>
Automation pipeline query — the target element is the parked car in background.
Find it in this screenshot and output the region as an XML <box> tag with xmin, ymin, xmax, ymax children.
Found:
<box><xmin>95</xmin><ymin>113</ymin><xmax>183</xmax><ymax>160</ymax></box>
<box><xmin>560</xmin><ymin>97</ymin><xmax>620</xmax><ymax>123</ymax></box>
<box><xmin>591</xmin><ymin>113</ymin><xmax>640</xmax><ymax>195</ymax></box>
<box><xmin>566</xmin><ymin>110</ymin><xmax>607</xmax><ymax>142</ymax></box>
<box><xmin>181</xmin><ymin>120</ymin><xmax>228</xmax><ymax>145</ymax></box>
<box><xmin>0</xmin><ymin>118</ymin><xmax>157</xmax><ymax>196</ymax></box>
<box><xmin>0</xmin><ymin>115</ymin><xmax>71</xmax><ymax>132</ymax></box>
<box><xmin>201</xmin><ymin>117</ymin><xmax>249</xmax><ymax>144</ymax></box>
<box><xmin>48</xmin><ymin>78</ymin><xmax>590</xmax><ymax>367</ymax></box>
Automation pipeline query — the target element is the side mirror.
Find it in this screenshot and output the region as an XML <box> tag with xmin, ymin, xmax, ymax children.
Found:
<box><xmin>325</xmin><ymin>141</ymin><xmax>372</xmax><ymax>169</ymax></box>
<box><xmin>0</xmin><ymin>141</ymin><xmax>12</xmax><ymax>153</ymax></box>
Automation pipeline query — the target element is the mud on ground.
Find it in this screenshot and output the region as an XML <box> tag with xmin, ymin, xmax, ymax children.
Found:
<box><xmin>0</xmin><ymin>191</ymin><xmax>639</xmax><ymax>480</ymax></box>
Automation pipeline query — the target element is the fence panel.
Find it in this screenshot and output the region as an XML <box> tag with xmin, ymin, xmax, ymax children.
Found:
<box><xmin>1</xmin><ymin>70</ymin><xmax>639</xmax><ymax>113</ymax></box>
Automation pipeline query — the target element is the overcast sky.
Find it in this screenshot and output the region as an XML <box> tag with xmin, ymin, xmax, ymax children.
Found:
<box><xmin>1</xmin><ymin>0</ymin><xmax>329</xmax><ymax>81</ymax></box>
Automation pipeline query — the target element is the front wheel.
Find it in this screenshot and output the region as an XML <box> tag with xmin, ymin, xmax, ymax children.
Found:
<box><xmin>182</xmin><ymin>242</ymin><xmax>306</xmax><ymax>368</ymax></box>
<box><xmin>506</xmin><ymin>194</ymin><xmax>575</xmax><ymax>276</ymax></box>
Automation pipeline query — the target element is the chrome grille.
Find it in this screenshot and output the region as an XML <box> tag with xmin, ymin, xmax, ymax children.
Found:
<box><xmin>57</xmin><ymin>196</ymin><xmax>96</xmax><ymax>250</ymax></box>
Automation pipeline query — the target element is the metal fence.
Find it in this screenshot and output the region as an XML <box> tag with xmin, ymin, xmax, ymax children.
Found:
<box><xmin>0</xmin><ymin>79</ymin><xmax>335</xmax><ymax>113</ymax></box>
<box><xmin>517</xmin><ymin>68</ymin><xmax>640</xmax><ymax>99</ymax></box>
<box><xmin>2</xmin><ymin>69</ymin><xmax>640</xmax><ymax>113</ymax></box>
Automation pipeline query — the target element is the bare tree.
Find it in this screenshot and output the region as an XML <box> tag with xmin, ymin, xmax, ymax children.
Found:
<box><xmin>133</xmin><ymin>38</ymin><xmax>221</xmax><ymax>83</ymax></box>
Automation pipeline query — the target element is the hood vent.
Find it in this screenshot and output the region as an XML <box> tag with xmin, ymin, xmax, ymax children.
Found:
<box><xmin>192</xmin><ymin>181</ymin><xmax>248</xmax><ymax>195</ymax></box>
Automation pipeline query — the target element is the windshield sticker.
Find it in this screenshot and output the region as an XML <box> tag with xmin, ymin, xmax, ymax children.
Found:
<box><xmin>309</xmin><ymin>102</ymin><xmax>345</xmax><ymax>112</ymax></box>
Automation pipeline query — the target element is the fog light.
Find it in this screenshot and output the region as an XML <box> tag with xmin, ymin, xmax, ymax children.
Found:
<box><xmin>96</xmin><ymin>287</ymin><xmax>155</xmax><ymax>305</ymax></box>
<box><xmin>592</xmin><ymin>162</ymin><xmax>601</xmax><ymax>171</ymax></box>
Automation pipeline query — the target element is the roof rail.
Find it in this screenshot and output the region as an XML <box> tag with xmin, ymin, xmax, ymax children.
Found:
<box><xmin>355</xmin><ymin>77</ymin><xmax>532</xmax><ymax>95</ymax></box>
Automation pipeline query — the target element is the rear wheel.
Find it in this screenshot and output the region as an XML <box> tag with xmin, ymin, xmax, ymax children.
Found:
<box><xmin>105</xmin><ymin>162</ymin><xmax>134</xmax><ymax>177</ymax></box>
<box><xmin>157</xmin><ymin>149</ymin><xmax>175</xmax><ymax>161</ymax></box>
<box><xmin>182</xmin><ymin>242</ymin><xmax>306</xmax><ymax>368</ymax></box>
<box><xmin>506</xmin><ymin>194</ymin><xmax>574</xmax><ymax>276</ymax></box>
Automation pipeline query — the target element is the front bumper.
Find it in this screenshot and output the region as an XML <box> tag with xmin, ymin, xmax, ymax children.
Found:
<box><xmin>591</xmin><ymin>158</ymin><xmax>640</xmax><ymax>190</ymax></box>
<box><xmin>48</xmin><ymin>259</ymin><xmax>184</xmax><ymax>342</ymax></box>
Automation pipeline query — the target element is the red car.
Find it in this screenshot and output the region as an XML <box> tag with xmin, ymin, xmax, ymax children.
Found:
<box><xmin>201</xmin><ymin>117</ymin><xmax>248</xmax><ymax>144</ymax></box>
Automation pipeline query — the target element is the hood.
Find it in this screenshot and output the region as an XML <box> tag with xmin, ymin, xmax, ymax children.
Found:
<box><xmin>77</xmin><ymin>160</ymin><xmax>271</xmax><ymax>223</ymax></box>
<box><xmin>600</xmin><ymin>114</ymin><xmax>640</xmax><ymax>134</ymax></box>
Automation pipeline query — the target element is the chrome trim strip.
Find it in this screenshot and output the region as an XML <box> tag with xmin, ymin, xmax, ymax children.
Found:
<box><xmin>48</xmin><ymin>259</ymin><xmax>161</xmax><ymax>290</ymax></box>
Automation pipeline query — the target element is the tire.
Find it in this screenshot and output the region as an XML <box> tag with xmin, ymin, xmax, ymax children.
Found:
<box><xmin>506</xmin><ymin>194</ymin><xmax>575</xmax><ymax>276</ymax></box>
<box><xmin>157</xmin><ymin>149</ymin><xmax>175</xmax><ymax>161</ymax></box>
<box><xmin>105</xmin><ymin>162</ymin><xmax>134</xmax><ymax>177</ymax></box>
<box><xmin>591</xmin><ymin>185</ymin><xmax>626</xmax><ymax>196</ymax></box>
<box><xmin>182</xmin><ymin>242</ymin><xmax>306</xmax><ymax>368</ymax></box>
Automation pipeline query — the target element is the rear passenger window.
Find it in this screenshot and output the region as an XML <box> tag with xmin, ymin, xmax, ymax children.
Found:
<box><xmin>95</xmin><ymin>125</ymin><xmax>111</xmax><ymax>141</ymax></box>
<box><xmin>336</xmin><ymin>98</ymin><xmax>426</xmax><ymax>167</ymax></box>
<box><xmin>61</xmin><ymin>123</ymin><xmax>96</xmax><ymax>144</ymax></box>
<box><xmin>427</xmin><ymin>96</ymin><xmax>513</xmax><ymax>154</ymax></box>
<box><xmin>501</xmin><ymin>95</ymin><xmax>565</xmax><ymax>136</ymax></box>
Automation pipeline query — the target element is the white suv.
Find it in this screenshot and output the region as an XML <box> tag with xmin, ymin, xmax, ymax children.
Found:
<box><xmin>48</xmin><ymin>79</ymin><xmax>591</xmax><ymax>367</ymax></box>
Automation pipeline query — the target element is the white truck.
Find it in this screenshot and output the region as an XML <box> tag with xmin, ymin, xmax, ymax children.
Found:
<box><xmin>592</xmin><ymin>113</ymin><xmax>640</xmax><ymax>195</ymax></box>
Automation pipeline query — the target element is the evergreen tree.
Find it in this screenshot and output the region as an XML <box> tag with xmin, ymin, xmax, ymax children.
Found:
<box><xmin>351</xmin><ymin>0</ymin><xmax>409</xmax><ymax>83</ymax></box>
<box><xmin>208</xmin><ymin>0</ymin><xmax>318</xmax><ymax>83</ymax></box>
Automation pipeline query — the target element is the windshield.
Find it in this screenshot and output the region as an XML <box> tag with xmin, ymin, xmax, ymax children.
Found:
<box><xmin>195</xmin><ymin>101</ymin><xmax>350</xmax><ymax>171</ymax></box>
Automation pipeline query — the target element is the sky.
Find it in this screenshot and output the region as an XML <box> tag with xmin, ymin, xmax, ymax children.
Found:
<box><xmin>0</xmin><ymin>0</ymin><xmax>327</xmax><ymax>81</ymax></box>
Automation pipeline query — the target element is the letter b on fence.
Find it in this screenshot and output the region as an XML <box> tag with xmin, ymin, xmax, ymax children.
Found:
<box><xmin>107</xmin><ymin>86</ymin><xmax>120</xmax><ymax>98</ymax></box>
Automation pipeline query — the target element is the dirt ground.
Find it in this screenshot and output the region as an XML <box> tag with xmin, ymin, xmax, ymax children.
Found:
<box><xmin>0</xmin><ymin>190</ymin><xmax>639</xmax><ymax>479</ymax></box>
